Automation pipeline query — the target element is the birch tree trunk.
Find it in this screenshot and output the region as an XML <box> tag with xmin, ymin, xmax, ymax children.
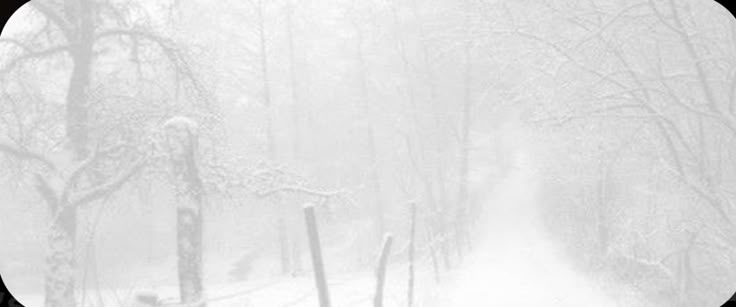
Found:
<box><xmin>44</xmin><ymin>196</ymin><xmax>79</xmax><ymax>307</ymax></box>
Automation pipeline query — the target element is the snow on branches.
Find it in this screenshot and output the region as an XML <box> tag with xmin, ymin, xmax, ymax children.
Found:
<box><xmin>201</xmin><ymin>156</ymin><xmax>355</xmax><ymax>209</ymax></box>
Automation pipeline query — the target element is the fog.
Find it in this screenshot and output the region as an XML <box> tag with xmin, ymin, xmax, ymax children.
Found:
<box><xmin>1</xmin><ymin>0</ymin><xmax>735</xmax><ymax>306</ymax></box>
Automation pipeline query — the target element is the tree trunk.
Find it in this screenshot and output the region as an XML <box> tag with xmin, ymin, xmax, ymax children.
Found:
<box><xmin>45</xmin><ymin>205</ymin><xmax>78</xmax><ymax>307</ymax></box>
<box><xmin>174</xmin><ymin>132</ymin><xmax>205</xmax><ymax>306</ymax></box>
<box><xmin>354</xmin><ymin>25</ymin><xmax>384</xmax><ymax>243</ymax></box>
<box><xmin>596</xmin><ymin>160</ymin><xmax>609</xmax><ymax>254</ymax></box>
<box><xmin>290</xmin><ymin>218</ymin><xmax>304</xmax><ymax>274</ymax></box>
<box><xmin>456</xmin><ymin>39</ymin><xmax>472</xmax><ymax>259</ymax></box>
<box><xmin>285</xmin><ymin>0</ymin><xmax>301</xmax><ymax>161</ymax></box>
<box><xmin>177</xmin><ymin>203</ymin><xmax>203</xmax><ymax>306</ymax></box>
<box><xmin>436</xmin><ymin>212</ymin><xmax>451</xmax><ymax>270</ymax></box>
<box><xmin>367</xmin><ymin>130</ymin><xmax>384</xmax><ymax>242</ymax></box>
<box><xmin>277</xmin><ymin>209</ymin><xmax>291</xmax><ymax>275</ymax></box>
<box><xmin>423</xmin><ymin>222</ymin><xmax>440</xmax><ymax>282</ymax></box>
<box><xmin>46</xmin><ymin>0</ymin><xmax>95</xmax><ymax>305</ymax></box>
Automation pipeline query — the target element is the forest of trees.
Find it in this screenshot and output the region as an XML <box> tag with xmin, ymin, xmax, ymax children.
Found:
<box><xmin>0</xmin><ymin>0</ymin><xmax>735</xmax><ymax>306</ymax></box>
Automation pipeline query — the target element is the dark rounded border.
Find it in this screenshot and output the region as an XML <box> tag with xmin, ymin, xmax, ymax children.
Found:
<box><xmin>0</xmin><ymin>0</ymin><xmax>29</xmax><ymax>35</ymax></box>
<box><xmin>715</xmin><ymin>2</ymin><xmax>736</xmax><ymax>307</ymax></box>
<box><xmin>1</xmin><ymin>1</ymin><xmax>44</xmax><ymax>305</ymax></box>
<box><xmin>0</xmin><ymin>274</ymin><xmax>23</xmax><ymax>307</ymax></box>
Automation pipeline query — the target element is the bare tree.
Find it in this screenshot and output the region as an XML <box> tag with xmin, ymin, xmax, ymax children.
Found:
<box><xmin>0</xmin><ymin>1</ymin><xmax>206</xmax><ymax>305</ymax></box>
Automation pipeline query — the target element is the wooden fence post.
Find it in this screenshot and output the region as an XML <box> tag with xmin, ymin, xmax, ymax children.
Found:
<box><xmin>408</xmin><ymin>201</ymin><xmax>417</xmax><ymax>307</ymax></box>
<box><xmin>304</xmin><ymin>203</ymin><xmax>331</xmax><ymax>307</ymax></box>
<box><xmin>374</xmin><ymin>234</ymin><xmax>394</xmax><ymax>307</ymax></box>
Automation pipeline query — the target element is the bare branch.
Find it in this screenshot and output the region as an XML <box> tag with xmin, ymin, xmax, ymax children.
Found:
<box><xmin>34</xmin><ymin>173</ymin><xmax>59</xmax><ymax>208</ymax></box>
<box><xmin>61</xmin><ymin>143</ymin><xmax>130</xmax><ymax>203</ymax></box>
<box><xmin>94</xmin><ymin>29</ymin><xmax>211</xmax><ymax>105</ymax></box>
<box><xmin>610</xmin><ymin>245</ymin><xmax>675</xmax><ymax>280</ymax></box>
<box><xmin>0</xmin><ymin>142</ymin><xmax>57</xmax><ymax>171</ymax></box>
<box><xmin>70</xmin><ymin>158</ymin><xmax>147</xmax><ymax>206</ymax></box>
<box><xmin>647</xmin><ymin>0</ymin><xmax>683</xmax><ymax>35</ymax></box>
<box><xmin>571</xmin><ymin>2</ymin><xmax>650</xmax><ymax>50</ymax></box>
<box><xmin>658</xmin><ymin>157</ymin><xmax>733</xmax><ymax>227</ymax></box>
<box><xmin>0</xmin><ymin>45</ymin><xmax>70</xmax><ymax>75</ymax></box>
<box><xmin>27</xmin><ymin>1</ymin><xmax>72</xmax><ymax>39</ymax></box>
<box><xmin>729</xmin><ymin>69</ymin><xmax>736</xmax><ymax>115</ymax></box>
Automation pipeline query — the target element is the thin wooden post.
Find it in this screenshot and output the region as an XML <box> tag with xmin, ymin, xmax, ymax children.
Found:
<box><xmin>423</xmin><ymin>222</ymin><xmax>440</xmax><ymax>283</ymax></box>
<box><xmin>304</xmin><ymin>203</ymin><xmax>331</xmax><ymax>307</ymax></box>
<box><xmin>374</xmin><ymin>234</ymin><xmax>394</xmax><ymax>307</ymax></box>
<box><xmin>408</xmin><ymin>202</ymin><xmax>417</xmax><ymax>307</ymax></box>
<box><xmin>277</xmin><ymin>208</ymin><xmax>291</xmax><ymax>275</ymax></box>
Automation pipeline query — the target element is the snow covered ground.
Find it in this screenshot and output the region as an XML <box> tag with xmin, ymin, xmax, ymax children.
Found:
<box><xmin>12</xmin><ymin>134</ymin><xmax>643</xmax><ymax>307</ymax></box>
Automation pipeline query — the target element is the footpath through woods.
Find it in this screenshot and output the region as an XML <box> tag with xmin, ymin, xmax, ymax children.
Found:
<box><xmin>429</xmin><ymin>147</ymin><xmax>628</xmax><ymax>306</ymax></box>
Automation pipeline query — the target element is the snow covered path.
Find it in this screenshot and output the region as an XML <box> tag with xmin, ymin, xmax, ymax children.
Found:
<box><xmin>430</xmin><ymin>150</ymin><xmax>619</xmax><ymax>306</ymax></box>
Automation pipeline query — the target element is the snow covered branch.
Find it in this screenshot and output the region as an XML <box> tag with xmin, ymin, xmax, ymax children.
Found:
<box><xmin>254</xmin><ymin>185</ymin><xmax>345</xmax><ymax>199</ymax></box>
